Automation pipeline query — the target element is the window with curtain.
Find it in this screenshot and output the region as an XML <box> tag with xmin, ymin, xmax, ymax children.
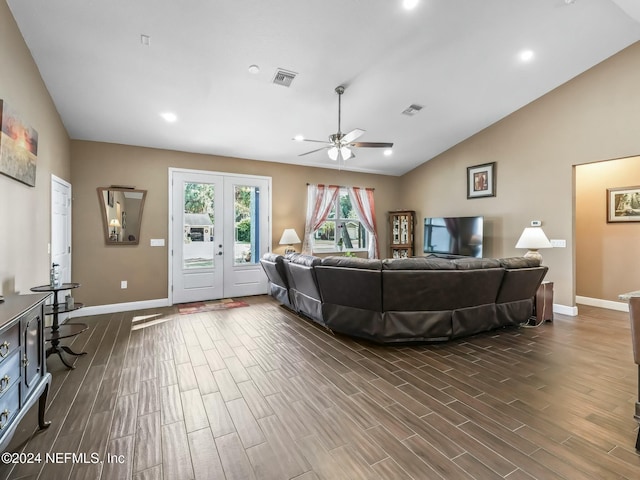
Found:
<box><xmin>303</xmin><ymin>184</ymin><xmax>379</xmax><ymax>258</ymax></box>
<box><xmin>313</xmin><ymin>188</ymin><xmax>369</xmax><ymax>252</ymax></box>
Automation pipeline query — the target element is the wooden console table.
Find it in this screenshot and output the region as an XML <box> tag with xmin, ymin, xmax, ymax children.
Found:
<box><xmin>30</xmin><ymin>283</ymin><xmax>87</xmax><ymax>370</ymax></box>
<box><xmin>0</xmin><ymin>294</ymin><xmax>51</xmax><ymax>451</ymax></box>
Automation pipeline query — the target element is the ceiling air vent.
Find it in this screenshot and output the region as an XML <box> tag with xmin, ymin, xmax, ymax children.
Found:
<box><xmin>272</xmin><ymin>69</ymin><xmax>297</xmax><ymax>87</ymax></box>
<box><xmin>402</xmin><ymin>104</ymin><xmax>424</xmax><ymax>116</ymax></box>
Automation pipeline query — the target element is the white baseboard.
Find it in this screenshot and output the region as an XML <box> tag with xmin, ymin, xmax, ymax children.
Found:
<box><xmin>554</xmin><ymin>303</ymin><xmax>578</xmax><ymax>316</ymax></box>
<box><xmin>69</xmin><ymin>298</ymin><xmax>171</xmax><ymax>317</ymax></box>
<box><xmin>575</xmin><ymin>295</ymin><xmax>629</xmax><ymax>313</ymax></box>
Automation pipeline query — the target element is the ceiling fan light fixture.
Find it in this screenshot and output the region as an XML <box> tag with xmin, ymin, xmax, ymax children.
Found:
<box><xmin>340</xmin><ymin>147</ymin><xmax>353</xmax><ymax>161</ymax></box>
<box><xmin>403</xmin><ymin>0</ymin><xmax>419</xmax><ymax>10</ymax></box>
<box><xmin>328</xmin><ymin>147</ymin><xmax>339</xmax><ymax>161</ymax></box>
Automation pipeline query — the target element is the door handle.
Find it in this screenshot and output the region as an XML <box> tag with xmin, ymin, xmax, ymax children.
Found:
<box><xmin>217</xmin><ymin>251</ymin><xmax>223</xmax><ymax>256</ymax></box>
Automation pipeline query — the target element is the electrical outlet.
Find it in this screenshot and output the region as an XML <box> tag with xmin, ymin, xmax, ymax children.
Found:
<box><xmin>530</xmin><ymin>220</ymin><xmax>541</xmax><ymax>227</ymax></box>
<box><xmin>121</xmin><ymin>280</ymin><xmax>128</xmax><ymax>289</ymax></box>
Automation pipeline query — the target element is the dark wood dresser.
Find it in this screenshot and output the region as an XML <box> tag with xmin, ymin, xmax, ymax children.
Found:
<box><xmin>0</xmin><ymin>294</ymin><xmax>51</xmax><ymax>452</ymax></box>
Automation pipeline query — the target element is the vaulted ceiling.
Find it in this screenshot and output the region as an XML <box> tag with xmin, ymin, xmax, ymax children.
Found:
<box><xmin>7</xmin><ymin>0</ymin><xmax>640</xmax><ymax>175</ymax></box>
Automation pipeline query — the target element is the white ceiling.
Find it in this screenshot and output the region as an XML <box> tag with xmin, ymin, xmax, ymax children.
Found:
<box><xmin>7</xmin><ymin>0</ymin><xmax>640</xmax><ymax>176</ymax></box>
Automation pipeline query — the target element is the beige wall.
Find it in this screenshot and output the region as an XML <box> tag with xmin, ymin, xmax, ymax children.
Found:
<box><xmin>70</xmin><ymin>141</ymin><xmax>401</xmax><ymax>306</ymax></box>
<box><xmin>400</xmin><ymin>41</ymin><xmax>640</xmax><ymax>308</ymax></box>
<box><xmin>0</xmin><ymin>1</ymin><xmax>71</xmax><ymax>296</ymax></box>
<box><xmin>576</xmin><ymin>157</ymin><xmax>640</xmax><ymax>301</ymax></box>
<box><xmin>5</xmin><ymin>0</ymin><xmax>640</xmax><ymax>311</ymax></box>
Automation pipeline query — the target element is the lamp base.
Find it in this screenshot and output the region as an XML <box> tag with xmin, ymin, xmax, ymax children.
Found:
<box><xmin>524</xmin><ymin>249</ymin><xmax>543</xmax><ymax>263</ymax></box>
<box><xmin>284</xmin><ymin>247</ymin><xmax>296</xmax><ymax>255</ymax></box>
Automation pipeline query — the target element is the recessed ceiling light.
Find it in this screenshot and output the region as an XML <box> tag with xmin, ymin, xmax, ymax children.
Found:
<box><xmin>403</xmin><ymin>0</ymin><xmax>419</xmax><ymax>10</ymax></box>
<box><xmin>248</xmin><ymin>64</ymin><xmax>260</xmax><ymax>74</ymax></box>
<box><xmin>384</xmin><ymin>149</ymin><xmax>393</xmax><ymax>156</ymax></box>
<box><xmin>160</xmin><ymin>112</ymin><xmax>177</xmax><ymax>123</ymax></box>
<box><xmin>519</xmin><ymin>49</ymin><xmax>534</xmax><ymax>62</ymax></box>
<box><xmin>294</xmin><ymin>135</ymin><xmax>304</xmax><ymax>141</ymax></box>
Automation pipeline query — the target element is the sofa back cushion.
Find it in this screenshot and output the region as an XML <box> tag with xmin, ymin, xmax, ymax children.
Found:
<box><xmin>285</xmin><ymin>253</ymin><xmax>322</xmax><ymax>300</ymax></box>
<box><xmin>452</xmin><ymin>258</ymin><xmax>501</xmax><ymax>269</ymax></box>
<box><xmin>496</xmin><ymin>266</ymin><xmax>548</xmax><ymax>303</ymax></box>
<box><xmin>315</xmin><ymin>257</ymin><xmax>382</xmax><ymax>311</ymax></box>
<box><xmin>382</xmin><ymin>268</ymin><xmax>504</xmax><ymax>311</ymax></box>
<box><xmin>260</xmin><ymin>253</ymin><xmax>288</xmax><ymax>289</ymax></box>
<box><xmin>382</xmin><ymin>257</ymin><xmax>456</xmax><ymax>270</ymax></box>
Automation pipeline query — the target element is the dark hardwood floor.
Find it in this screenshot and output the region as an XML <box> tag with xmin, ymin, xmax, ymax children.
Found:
<box><xmin>2</xmin><ymin>296</ymin><xmax>639</xmax><ymax>479</ymax></box>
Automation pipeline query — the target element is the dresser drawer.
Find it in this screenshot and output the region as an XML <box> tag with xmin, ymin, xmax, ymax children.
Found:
<box><xmin>0</xmin><ymin>383</ymin><xmax>20</xmax><ymax>432</ymax></box>
<box><xmin>0</xmin><ymin>351</ymin><xmax>20</xmax><ymax>398</ymax></box>
<box><xmin>0</xmin><ymin>323</ymin><xmax>20</xmax><ymax>365</ymax></box>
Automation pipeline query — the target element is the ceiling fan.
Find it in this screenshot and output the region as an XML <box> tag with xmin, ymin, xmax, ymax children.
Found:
<box><xmin>296</xmin><ymin>85</ymin><xmax>393</xmax><ymax>162</ymax></box>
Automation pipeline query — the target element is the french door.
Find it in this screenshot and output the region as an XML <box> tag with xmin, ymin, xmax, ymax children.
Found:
<box><xmin>170</xmin><ymin>169</ymin><xmax>270</xmax><ymax>304</ymax></box>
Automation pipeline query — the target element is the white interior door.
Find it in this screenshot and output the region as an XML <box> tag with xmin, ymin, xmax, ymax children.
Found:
<box><xmin>51</xmin><ymin>175</ymin><xmax>72</xmax><ymax>318</ymax></box>
<box><xmin>170</xmin><ymin>169</ymin><xmax>270</xmax><ymax>304</ymax></box>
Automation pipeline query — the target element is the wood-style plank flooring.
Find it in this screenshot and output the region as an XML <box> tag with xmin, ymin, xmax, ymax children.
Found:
<box><xmin>2</xmin><ymin>296</ymin><xmax>640</xmax><ymax>479</ymax></box>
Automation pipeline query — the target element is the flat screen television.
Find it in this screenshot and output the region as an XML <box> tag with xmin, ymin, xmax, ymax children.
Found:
<box><xmin>423</xmin><ymin>216</ymin><xmax>483</xmax><ymax>258</ymax></box>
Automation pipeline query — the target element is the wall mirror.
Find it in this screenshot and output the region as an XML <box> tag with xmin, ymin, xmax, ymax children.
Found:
<box><xmin>97</xmin><ymin>187</ymin><xmax>147</xmax><ymax>245</ymax></box>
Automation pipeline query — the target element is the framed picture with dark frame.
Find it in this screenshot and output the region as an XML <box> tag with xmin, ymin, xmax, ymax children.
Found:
<box><xmin>108</xmin><ymin>190</ymin><xmax>114</xmax><ymax>207</ymax></box>
<box><xmin>607</xmin><ymin>185</ymin><xmax>640</xmax><ymax>222</ymax></box>
<box><xmin>467</xmin><ymin>162</ymin><xmax>496</xmax><ymax>199</ymax></box>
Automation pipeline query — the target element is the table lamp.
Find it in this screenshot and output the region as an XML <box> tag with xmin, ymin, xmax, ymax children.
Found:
<box><xmin>109</xmin><ymin>218</ymin><xmax>121</xmax><ymax>240</ymax></box>
<box><xmin>515</xmin><ymin>227</ymin><xmax>552</xmax><ymax>263</ymax></box>
<box><xmin>279</xmin><ymin>228</ymin><xmax>301</xmax><ymax>254</ymax></box>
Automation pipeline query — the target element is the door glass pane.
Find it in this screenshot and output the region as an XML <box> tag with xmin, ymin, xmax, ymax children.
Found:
<box><xmin>234</xmin><ymin>185</ymin><xmax>259</xmax><ymax>265</ymax></box>
<box><xmin>183</xmin><ymin>182</ymin><xmax>215</xmax><ymax>269</ymax></box>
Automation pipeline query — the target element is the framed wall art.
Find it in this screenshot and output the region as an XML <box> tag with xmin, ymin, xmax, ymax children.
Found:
<box><xmin>467</xmin><ymin>162</ymin><xmax>496</xmax><ymax>199</ymax></box>
<box><xmin>607</xmin><ymin>185</ymin><xmax>640</xmax><ymax>222</ymax></box>
<box><xmin>0</xmin><ymin>99</ymin><xmax>39</xmax><ymax>187</ymax></box>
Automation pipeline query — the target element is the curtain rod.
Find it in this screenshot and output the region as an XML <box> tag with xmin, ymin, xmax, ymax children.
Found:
<box><xmin>306</xmin><ymin>183</ymin><xmax>374</xmax><ymax>191</ymax></box>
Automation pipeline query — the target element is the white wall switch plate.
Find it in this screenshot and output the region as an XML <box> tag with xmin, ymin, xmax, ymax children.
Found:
<box><xmin>550</xmin><ymin>239</ymin><xmax>566</xmax><ymax>248</ymax></box>
<box><xmin>150</xmin><ymin>239</ymin><xmax>165</xmax><ymax>247</ymax></box>
<box><xmin>530</xmin><ymin>220</ymin><xmax>541</xmax><ymax>227</ymax></box>
<box><xmin>121</xmin><ymin>280</ymin><xmax>128</xmax><ymax>289</ymax></box>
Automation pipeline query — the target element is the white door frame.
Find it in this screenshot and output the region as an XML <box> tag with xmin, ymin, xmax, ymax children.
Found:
<box><xmin>168</xmin><ymin>167</ymin><xmax>272</xmax><ymax>304</ymax></box>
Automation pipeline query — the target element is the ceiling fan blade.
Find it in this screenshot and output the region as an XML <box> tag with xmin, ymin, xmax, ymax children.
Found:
<box><xmin>298</xmin><ymin>146</ymin><xmax>330</xmax><ymax>157</ymax></box>
<box><xmin>294</xmin><ymin>138</ymin><xmax>330</xmax><ymax>144</ymax></box>
<box><xmin>350</xmin><ymin>142</ymin><xmax>394</xmax><ymax>148</ymax></box>
<box><xmin>341</xmin><ymin>128</ymin><xmax>365</xmax><ymax>144</ymax></box>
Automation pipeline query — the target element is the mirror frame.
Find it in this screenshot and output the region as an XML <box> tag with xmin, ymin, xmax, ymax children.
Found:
<box><xmin>97</xmin><ymin>187</ymin><xmax>147</xmax><ymax>245</ymax></box>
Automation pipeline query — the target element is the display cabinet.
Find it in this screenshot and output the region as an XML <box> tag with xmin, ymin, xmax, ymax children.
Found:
<box><xmin>389</xmin><ymin>210</ymin><xmax>415</xmax><ymax>258</ymax></box>
<box><xmin>0</xmin><ymin>294</ymin><xmax>51</xmax><ymax>451</ymax></box>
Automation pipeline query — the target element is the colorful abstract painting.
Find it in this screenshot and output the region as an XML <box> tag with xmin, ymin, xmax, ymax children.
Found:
<box><xmin>0</xmin><ymin>100</ymin><xmax>38</xmax><ymax>187</ymax></box>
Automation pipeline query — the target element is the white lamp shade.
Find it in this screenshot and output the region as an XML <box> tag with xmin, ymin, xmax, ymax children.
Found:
<box><xmin>279</xmin><ymin>228</ymin><xmax>301</xmax><ymax>245</ymax></box>
<box><xmin>515</xmin><ymin>227</ymin><xmax>552</xmax><ymax>249</ymax></box>
<box><xmin>109</xmin><ymin>218</ymin><xmax>121</xmax><ymax>228</ymax></box>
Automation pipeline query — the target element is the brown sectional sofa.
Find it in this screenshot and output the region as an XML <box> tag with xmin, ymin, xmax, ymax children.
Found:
<box><xmin>260</xmin><ymin>252</ymin><xmax>548</xmax><ymax>344</ymax></box>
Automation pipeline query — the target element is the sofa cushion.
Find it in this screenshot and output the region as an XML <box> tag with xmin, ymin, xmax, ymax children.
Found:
<box><xmin>320</xmin><ymin>256</ymin><xmax>382</xmax><ymax>270</ymax></box>
<box><xmin>497</xmin><ymin>257</ymin><xmax>541</xmax><ymax>268</ymax></box>
<box><xmin>452</xmin><ymin>258</ymin><xmax>501</xmax><ymax>270</ymax></box>
<box><xmin>382</xmin><ymin>257</ymin><xmax>456</xmax><ymax>270</ymax></box>
<box><xmin>287</xmin><ymin>253</ymin><xmax>321</xmax><ymax>267</ymax></box>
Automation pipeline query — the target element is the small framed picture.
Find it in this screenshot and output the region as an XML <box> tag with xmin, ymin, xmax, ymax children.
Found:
<box><xmin>607</xmin><ymin>186</ymin><xmax>640</xmax><ymax>222</ymax></box>
<box><xmin>108</xmin><ymin>190</ymin><xmax>114</xmax><ymax>207</ymax></box>
<box><xmin>467</xmin><ymin>162</ymin><xmax>496</xmax><ymax>199</ymax></box>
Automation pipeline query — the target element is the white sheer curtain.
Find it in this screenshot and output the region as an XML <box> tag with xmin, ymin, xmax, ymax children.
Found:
<box><xmin>302</xmin><ymin>184</ymin><xmax>340</xmax><ymax>254</ymax></box>
<box><xmin>348</xmin><ymin>186</ymin><xmax>380</xmax><ymax>259</ymax></box>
